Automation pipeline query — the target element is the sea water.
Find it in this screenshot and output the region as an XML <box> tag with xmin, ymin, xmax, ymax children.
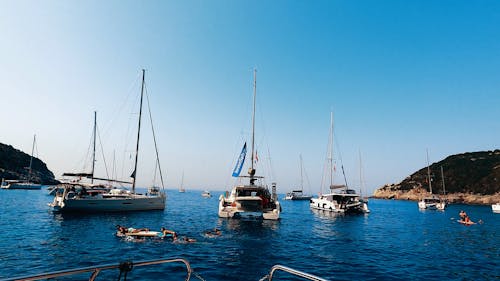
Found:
<box><xmin>0</xmin><ymin>189</ymin><xmax>498</xmax><ymax>280</ymax></box>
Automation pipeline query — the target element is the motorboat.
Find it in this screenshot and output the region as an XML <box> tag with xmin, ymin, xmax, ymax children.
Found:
<box><xmin>202</xmin><ymin>190</ymin><xmax>211</xmax><ymax>198</ymax></box>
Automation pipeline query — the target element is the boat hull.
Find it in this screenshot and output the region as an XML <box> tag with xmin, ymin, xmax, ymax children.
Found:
<box><xmin>50</xmin><ymin>194</ymin><xmax>166</xmax><ymax>212</ymax></box>
<box><xmin>492</xmin><ymin>203</ymin><xmax>500</xmax><ymax>213</ymax></box>
<box><xmin>1</xmin><ymin>183</ymin><xmax>42</xmax><ymax>190</ymax></box>
<box><xmin>310</xmin><ymin>193</ymin><xmax>369</xmax><ymax>214</ymax></box>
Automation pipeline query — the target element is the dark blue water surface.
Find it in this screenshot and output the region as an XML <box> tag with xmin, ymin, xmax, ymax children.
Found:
<box><xmin>0</xmin><ymin>189</ymin><xmax>498</xmax><ymax>280</ymax></box>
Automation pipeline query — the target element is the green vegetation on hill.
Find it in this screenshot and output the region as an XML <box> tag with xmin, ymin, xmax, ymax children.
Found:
<box><xmin>0</xmin><ymin>143</ymin><xmax>58</xmax><ymax>185</ymax></box>
<box><xmin>396</xmin><ymin>150</ymin><xmax>500</xmax><ymax>195</ymax></box>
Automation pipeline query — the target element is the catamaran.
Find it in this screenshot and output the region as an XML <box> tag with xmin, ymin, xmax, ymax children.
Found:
<box><xmin>218</xmin><ymin>69</ymin><xmax>280</xmax><ymax>220</ymax></box>
<box><xmin>49</xmin><ymin>70</ymin><xmax>166</xmax><ymax>212</ymax></box>
<box><xmin>1</xmin><ymin>135</ymin><xmax>42</xmax><ymax>190</ymax></box>
<box><xmin>309</xmin><ymin>112</ymin><xmax>369</xmax><ymax>214</ymax></box>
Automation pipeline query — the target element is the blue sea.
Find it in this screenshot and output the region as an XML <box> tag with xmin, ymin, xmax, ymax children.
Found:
<box><xmin>0</xmin><ymin>188</ymin><xmax>498</xmax><ymax>280</ymax></box>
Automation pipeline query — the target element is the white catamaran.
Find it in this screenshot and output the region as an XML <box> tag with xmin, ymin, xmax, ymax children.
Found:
<box><xmin>310</xmin><ymin>112</ymin><xmax>369</xmax><ymax>214</ymax></box>
<box><xmin>1</xmin><ymin>134</ymin><xmax>42</xmax><ymax>190</ymax></box>
<box><xmin>218</xmin><ymin>69</ymin><xmax>280</xmax><ymax>220</ymax></box>
<box><xmin>49</xmin><ymin>70</ymin><xmax>166</xmax><ymax>212</ymax></box>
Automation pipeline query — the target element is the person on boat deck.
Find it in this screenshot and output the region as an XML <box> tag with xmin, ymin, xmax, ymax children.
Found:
<box><xmin>160</xmin><ymin>227</ymin><xmax>177</xmax><ymax>239</ymax></box>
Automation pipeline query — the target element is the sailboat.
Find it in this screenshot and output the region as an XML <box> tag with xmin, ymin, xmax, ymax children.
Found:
<box><xmin>1</xmin><ymin>135</ymin><xmax>42</xmax><ymax>190</ymax></box>
<box><xmin>309</xmin><ymin>112</ymin><xmax>369</xmax><ymax>214</ymax></box>
<box><xmin>436</xmin><ymin>166</ymin><xmax>447</xmax><ymax>210</ymax></box>
<box><xmin>284</xmin><ymin>154</ymin><xmax>312</xmax><ymax>200</ymax></box>
<box><xmin>218</xmin><ymin>69</ymin><xmax>281</xmax><ymax>220</ymax></box>
<box><xmin>49</xmin><ymin>70</ymin><xmax>166</xmax><ymax>212</ymax></box>
<box><xmin>418</xmin><ymin>150</ymin><xmax>440</xmax><ymax>210</ymax></box>
<box><xmin>178</xmin><ymin>172</ymin><xmax>185</xmax><ymax>193</ymax></box>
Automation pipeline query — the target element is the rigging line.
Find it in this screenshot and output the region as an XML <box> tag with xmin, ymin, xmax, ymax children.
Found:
<box><xmin>96</xmin><ymin>124</ymin><xmax>111</xmax><ymax>181</ymax></box>
<box><xmin>144</xmin><ymin>83</ymin><xmax>165</xmax><ymax>189</ymax></box>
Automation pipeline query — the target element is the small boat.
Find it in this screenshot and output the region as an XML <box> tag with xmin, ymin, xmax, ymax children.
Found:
<box><xmin>218</xmin><ymin>70</ymin><xmax>280</xmax><ymax>220</ymax></box>
<box><xmin>1</xmin><ymin>135</ymin><xmax>42</xmax><ymax>190</ymax></box>
<box><xmin>202</xmin><ymin>190</ymin><xmax>211</xmax><ymax>198</ymax></box>
<box><xmin>179</xmin><ymin>172</ymin><xmax>186</xmax><ymax>193</ymax></box>
<box><xmin>309</xmin><ymin>112</ymin><xmax>369</xmax><ymax>214</ymax></box>
<box><xmin>284</xmin><ymin>155</ymin><xmax>312</xmax><ymax>201</ymax></box>
<box><xmin>492</xmin><ymin>203</ymin><xmax>500</xmax><ymax>213</ymax></box>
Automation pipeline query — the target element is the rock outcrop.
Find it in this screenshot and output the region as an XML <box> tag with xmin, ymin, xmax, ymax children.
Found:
<box><xmin>0</xmin><ymin>142</ymin><xmax>58</xmax><ymax>185</ymax></box>
<box><xmin>373</xmin><ymin>150</ymin><xmax>500</xmax><ymax>205</ymax></box>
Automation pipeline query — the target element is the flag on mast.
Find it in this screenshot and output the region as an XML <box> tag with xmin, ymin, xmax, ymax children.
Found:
<box><xmin>232</xmin><ymin>142</ymin><xmax>247</xmax><ymax>177</ymax></box>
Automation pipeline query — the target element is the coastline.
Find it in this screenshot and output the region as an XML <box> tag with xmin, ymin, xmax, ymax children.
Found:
<box><xmin>372</xmin><ymin>186</ymin><xmax>499</xmax><ymax>205</ymax></box>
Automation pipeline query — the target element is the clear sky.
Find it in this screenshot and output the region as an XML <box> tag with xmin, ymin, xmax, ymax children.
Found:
<box><xmin>1</xmin><ymin>0</ymin><xmax>499</xmax><ymax>195</ymax></box>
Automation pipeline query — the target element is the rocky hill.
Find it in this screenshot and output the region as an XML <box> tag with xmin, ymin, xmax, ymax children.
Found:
<box><xmin>373</xmin><ymin>150</ymin><xmax>500</xmax><ymax>204</ymax></box>
<box><xmin>0</xmin><ymin>142</ymin><xmax>58</xmax><ymax>185</ymax></box>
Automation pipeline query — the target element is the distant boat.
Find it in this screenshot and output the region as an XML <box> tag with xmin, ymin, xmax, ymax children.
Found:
<box><xmin>201</xmin><ymin>190</ymin><xmax>211</xmax><ymax>198</ymax></box>
<box><xmin>284</xmin><ymin>154</ymin><xmax>312</xmax><ymax>200</ymax></box>
<box><xmin>309</xmin><ymin>112</ymin><xmax>369</xmax><ymax>214</ymax></box>
<box><xmin>1</xmin><ymin>135</ymin><xmax>42</xmax><ymax>190</ymax></box>
<box><xmin>418</xmin><ymin>150</ymin><xmax>440</xmax><ymax>210</ymax></box>
<box><xmin>179</xmin><ymin>172</ymin><xmax>185</xmax><ymax>193</ymax></box>
<box><xmin>49</xmin><ymin>70</ymin><xmax>166</xmax><ymax>212</ymax></box>
<box><xmin>492</xmin><ymin>203</ymin><xmax>500</xmax><ymax>213</ymax></box>
<box><xmin>218</xmin><ymin>69</ymin><xmax>280</xmax><ymax>220</ymax></box>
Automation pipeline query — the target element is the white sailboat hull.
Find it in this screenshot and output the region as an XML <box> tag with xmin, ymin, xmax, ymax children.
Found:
<box><xmin>50</xmin><ymin>193</ymin><xmax>166</xmax><ymax>212</ymax></box>
<box><xmin>310</xmin><ymin>192</ymin><xmax>369</xmax><ymax>214</ymax></box>
<box><xmin>1</xmin><ymin>182</ymin><xmax>42</xmax><ymax>190</ymax></box>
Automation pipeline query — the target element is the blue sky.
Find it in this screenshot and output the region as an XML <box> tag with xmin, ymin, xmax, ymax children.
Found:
<box><xmin>1</xmin><ymin>0</ymin><xmax>499</xmax><ymax>195</ymax></box>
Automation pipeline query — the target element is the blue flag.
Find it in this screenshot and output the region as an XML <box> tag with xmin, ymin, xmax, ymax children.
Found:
<box><xmin>232</xmin><ymin>142</ymin><xmax>247</xmax><ymax>177</ymax></box>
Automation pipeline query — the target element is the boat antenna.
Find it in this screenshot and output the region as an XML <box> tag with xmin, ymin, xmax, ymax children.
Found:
<box><xmin>426</xmin><ymin>148</ymin><xmax>432</xmax><ymax>195</ymax></box>
<box><xmin>132</xmin><ymin>69</ymin><xmax>145</xmax><ymax>193</ymax></box>
<box><xmin>91</xmin><ymin>111</ymin><xmax>97</xmax><ymax>184</ymax></box>
<box><xmin>248</xmin><ymin>68</ymin><xmax>257</xmax><ymax>185</ymax></box>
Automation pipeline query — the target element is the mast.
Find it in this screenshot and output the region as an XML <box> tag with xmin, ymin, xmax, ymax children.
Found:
<box><xmin>28</xmin><ymin>134</ymin><xmax>36</xmax><ymax>182</ymax></box>
<box><xmin>359</xmin><ymin>149</ymin><xmax>363</xmax><ymax>196</ymax></box>
<box><xmin>329</xmin><ymin>111</ymin><xmax>334</xmax><ymax>188</ymax></box>
<box><xmin>426</xmin><ymin>149</ymin><xmax>432</xmax><ymax>194</ymax></box>
<box><xmin>440</xmin><ymin>166</ymin><xmax>446</xmax><ymax>195</ymax></box>
<box><xmin>91</xmin><ymin>111</ymin><xmax>97</xmax><ymax>184</ymax></box>
<box><xmin>132</xmin><ymin>69</ymin><xmax>145</xmax><ymax>193</ymax></box>
<box><xmin>299</xmin><ymin>154</ymin><xmax>303</xmax><ymax>192</ymax></box>
<box><xmin>248</xmin><ymin>69</ymin><xmax>257</xmax><ymax>184</ymax></box>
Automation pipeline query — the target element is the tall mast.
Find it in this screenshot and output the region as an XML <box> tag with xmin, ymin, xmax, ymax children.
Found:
<box><xmin>426</xmin><ymin>149</ymin><xmax>432</xmax><ymax>194</ymax></box>
<box><xmin>91</xmin><ymin>111</ymin><xmax>97</xmax><ymax>184</ymax></box>
<box><xmin>249</xmin><ymin>69</ymin><xmax>257</xmax><ymax>183</ymax></box>
<box><xmin>359</xmin><ymin>149</ymin><xmax>363</xmax><ymax>196</ymax></box>
<box><xmin>132</xmin><ymin>69</ymin><xmax>145</xmax><ymax>193</ymax></box>
<box><xmin>329</xmin><ymin>111</ymin><xmax>334</xmax><ymax>188</ymax></box>
<box><xmin>299</xmin><ymin>154</ymin><xmax>303</xmax><ymax>191</ymax></box>
<box><xmin>28</xmin><ymin>134</ymin><xmax>36</xmax><ymax>181</ymax></box>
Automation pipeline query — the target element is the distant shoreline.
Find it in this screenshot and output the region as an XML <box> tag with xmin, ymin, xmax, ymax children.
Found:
<box><xmin>372</xmin><ymin>188</ymin><xmax>499</xmax><ymax>205</ymax></box>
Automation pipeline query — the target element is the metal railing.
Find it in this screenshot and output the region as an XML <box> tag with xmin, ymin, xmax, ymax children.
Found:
<box><xmin>259</xmin><ymin>265</ymin><xmax>330</xmax><ymax>281</ymax></box>
<box><xmin>1</xmin><ymin>258</ymin><xmax>192</xmax><ymax>281</ymax></box>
